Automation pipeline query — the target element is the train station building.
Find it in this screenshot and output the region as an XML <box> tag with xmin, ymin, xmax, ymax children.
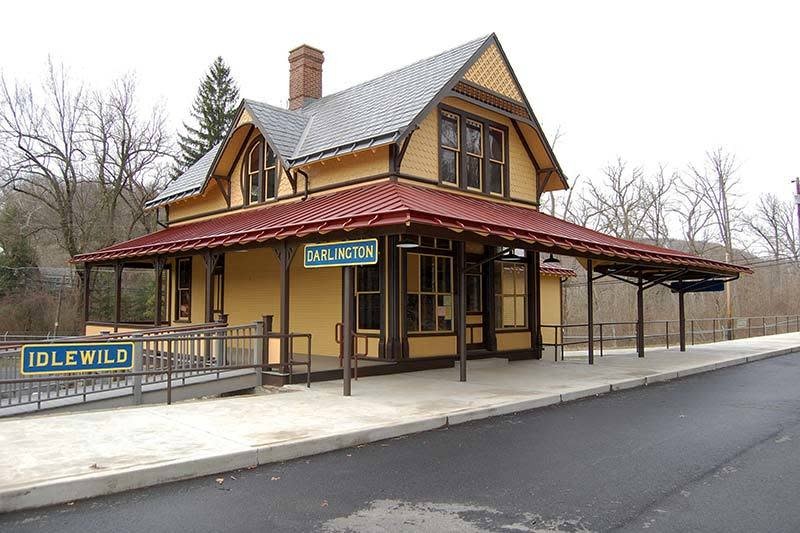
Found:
<box><xmin>73</xmin><ymin>34</ymin><xmax>749</xmax><ymax>387</ymax></box>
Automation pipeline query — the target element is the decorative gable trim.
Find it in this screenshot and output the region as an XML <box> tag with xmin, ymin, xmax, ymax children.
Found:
<box><xmin>452</xmin><ymin>81</ymin><xmax>531</xmax><ymax>120</ymax></box>
<box><xmin>200</xmin><ymin>101</ymin><xmax>289</xmax><ymax>195</ymax></box>
<box><xmin>463</xmin><ymin>44</ymin><xmax>524</xmax><ymax>102</ymax></box>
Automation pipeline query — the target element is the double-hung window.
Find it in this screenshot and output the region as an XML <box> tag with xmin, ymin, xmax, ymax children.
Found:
<box><xmin>439</xmin><ymin>111</ymin><xmax>460</xmax><ymax>185</ymax></box>
<box><xmin>176</xmin><ymin>258</ymin><xmax>192</xmax><ymax>321</ymax></box>
<box><xmin>494</xmin><ymin>261</ymin><xmax>527</xmax><ymax>329</ymax></box>
<box><xmin>466</xmin><ymin>262</ymin><xmax>483</xmax><ymax>313</ymax></box>
<box><xmin>487</xmin><ymin>127</ymin><xmax>505</xmax><ymax>195</ymax></box>
<box><xmin>211</xmin><ymin>256</ymin><xmax>224</xmax><ymax>316</ymax></box>
<box><xmin>356</xmin><ymin>263</ymin><xmax>380</xmax><ymax>331</ymax></box>
<box><xmin>406</xmin><ymin>253</ymin><xmax>453</xmax><ymax>333</ymax></box>
<box><xmin>438</xmin><ymin>107</ymin><xmax>507</xmax><ymax>196</ymax></box>
<box><xmin>464</xmin><ymin>119</ymin><xmax>483</xmax><ymax>191</ymax></box>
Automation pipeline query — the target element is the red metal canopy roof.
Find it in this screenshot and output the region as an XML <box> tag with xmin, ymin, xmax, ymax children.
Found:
<box><xmin>73</xmin><ymin>181</ymin><xmax>750</xmax><ymax>276</ymax></box>
<box><xmin>540</xmin><ymin>264</ymin><xmax>577</xmax><ymax>278</ymax></box>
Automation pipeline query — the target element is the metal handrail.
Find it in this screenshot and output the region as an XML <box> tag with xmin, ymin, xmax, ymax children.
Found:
<box><xmin>0</xmin><ymin>324</ymin><xmax>313</xmax><ymax>410</ymax></box>
<box><xmin>541</xmin><ymin>314</ymin><xmax>800</xmax><ymax>361</ymax></box>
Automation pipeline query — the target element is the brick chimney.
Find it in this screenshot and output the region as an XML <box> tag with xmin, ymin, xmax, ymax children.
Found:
<box><xmin>288</xmin><ymin>44</ymin><xmax>324</xmax><ymax>110</ymax></box>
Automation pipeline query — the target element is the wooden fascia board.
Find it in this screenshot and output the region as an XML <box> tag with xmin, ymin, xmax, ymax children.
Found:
<box><xmin>394</xmin><ymin>34</ymin><xmax>496</xmax><ymax>148</ymax></box>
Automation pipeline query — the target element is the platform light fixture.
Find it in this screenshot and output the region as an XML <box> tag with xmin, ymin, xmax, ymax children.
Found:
<box><xmin>543</xmin><ymin>253</ymin><xmax>560</xmax><ymax>264</ymax></box>
<box><xmin>396</xmin><ymin>237</ymin><xmax>420</xmax><ymax>249</ymax></box>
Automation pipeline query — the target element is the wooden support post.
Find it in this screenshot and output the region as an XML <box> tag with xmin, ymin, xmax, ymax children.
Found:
<box><xmin>483</xmin><ymin>248</ymin><xmax>497</xmax><ymax>352</ymax></box>
<box><xmin>342</xmin><ymin>265</ymin><xmax>354</xmax><ymax>396</ymax></box>
<box><xmin>386</xmin><ymin>235</ymin><xmax>401</xmax><ymax>359</ymax></box>
<box><xmin>114</xmin><ymin>262</ymin><xmax>123</xmax><ymax>332</ymax></box>
<box><xmin>587</xmin><ymin>259</ymin><xmax>594</xmax><ymax>365</ymax></box>
<box><xmin>82</xmin><ymin>264</ymin><xmax>92</xmax><ymax>324</ymax></box>
<box><xmin>203</xmin><ymin>252</ymin><xmax>221</xmax><ymax>324</ymax></box>
<box><xmin>533</xmin><ymin>252</ymin><xmax>544</xmax><ymax>359</ymax></box>
<box><xmin>456</xmin><ymin>241</ymin><xmax>467</xmax><ymax>382</ymax></box>
<box><xmin>678</xmin><ymin>291</ymin><xmax>686</xmax><ymax>352</ymax></box>
<box><xmin>636</xmin><ymin>277</ymin><xmax>645</xmax><ymax>358</ymax></box>
<box><xmin>276</xmin><ymin>243</ymin><xmax>296</xmax><ymax>375</ymax></box>
<box><xmin>154</xmin><ymin>257</ymin><xmax>164</xmax><ymax>327</ymax></box>
<box><xmin>530</xmin><ymin>251</ymin><xmax>542</xmax><ymax>359</ymax></box>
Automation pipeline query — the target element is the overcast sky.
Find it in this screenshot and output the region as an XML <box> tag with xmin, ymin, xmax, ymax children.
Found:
<box><xmin>2</xmin><ymin>0</ymin><xmax>797</xmax><ymax>199</ymax></box>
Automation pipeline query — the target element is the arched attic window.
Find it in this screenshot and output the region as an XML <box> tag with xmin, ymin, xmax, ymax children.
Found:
<box><xmin>244</xmin><ymin>137</ymin><xmax>277</xmax><ymax>204</ymax></box>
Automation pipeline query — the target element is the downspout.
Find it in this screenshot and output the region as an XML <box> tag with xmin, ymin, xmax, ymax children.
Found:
<box><xmin>296</xmin><ymin>169</ymin><xmax>310</xmax><ymax>200</ymax></box>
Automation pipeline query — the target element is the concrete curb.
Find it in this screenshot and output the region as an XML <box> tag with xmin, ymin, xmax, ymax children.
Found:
<box><xmin>611</xmin><ymin>377</ymin><xmax>646</xmax><ymax>391</ymax></box>
<box><xmin>2</xmin><ymin>343</ymin><xmax>798</xmax><ymax>514</ymax></box>
<box><xmin>256</xmin><ymin>416</ymin><xmax>448</xmax><ymax>465</ymax></box>
<box><xmin>446</xmin><ymin>395</ymin><xmax>561</xmax><ymax>426</ymax></box>
<box><xmin>0</xmin><ymin>448</ymin><xmax>258</xmax><ymax>514</ymax></box>
<box><xmin>645</xmin><ymin>371</ymin><xmax>679</xmax><ymax>385</ymax></box>
<box><xmin>561</xmin><ymin>385</ymin><xmax>611</xmax><ymax>402</ymax></box>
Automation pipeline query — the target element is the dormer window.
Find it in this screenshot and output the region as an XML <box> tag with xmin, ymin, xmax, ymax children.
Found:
<box><xmin>487</xmin><ymin>127</ymin><xmax>505</xmax><ymax>195</ymax></box>
<box><xmin>245</xmin><ymin>138</ymin><xmax>277</xmax><ymax>204</ymax></box>
<box><xmin>465</xmin><ymin>119</ymin><xmax>483</xmax><ymax>191</ymax></box>
<box><xmin>438</xmin><ymin>106</ymin><xmax>508</xmax><ymax>198</ymax></box>
<box><xmin>439</xmin><ymin>111</ymin><xmax>460</xmax><ymax>185</ymax></box>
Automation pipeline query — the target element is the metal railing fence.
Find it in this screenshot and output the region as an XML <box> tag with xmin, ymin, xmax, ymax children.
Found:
<box><xmin>542</xmin><ymin>314</ymin><xmax>800</xmax><ymax>361</ymax></box>
<box><xmin>0</xmin><ymin>322</ymin><xmax>312</xmax><ymax>412</ymax></box>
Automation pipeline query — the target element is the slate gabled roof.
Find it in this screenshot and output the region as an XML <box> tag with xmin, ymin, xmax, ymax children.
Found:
<box><xmin>289</xmin><ymin>34</ymin><xmax>488</xmax><ymax>164</ymax></box>
<box><xmin>245</xmin><ymin>99</ymin><xmax>309</xmax><ymax>160</ymax></box>
<box><xmin>147</xmin><ymin>34</ymin><xmax>497</xmax><ymax>208</ymax></box>
<box><xmin>145</xmin><ymin>144</ymin><xmax>221</xmax><ymax>208</ymax></box>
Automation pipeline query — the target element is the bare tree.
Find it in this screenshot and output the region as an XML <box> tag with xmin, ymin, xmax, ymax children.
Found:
<box><xmin>672</xmin><ymin>173</ymin><xmax>714</xmax><ymax>255</ymax></box>
<box><xmin>582</xmin><ymin>158</ymin><xmax>650</xmax><ymax>240</ymax></box>
<box><xmin>688</xmin><ymin>147</ymin><xmax>742</xmax><ymax>333</ymax></box>
<box><xmin>689</xmin><ymin>148</ymin><xmax>741</xmax><ymax>261</ymax></box>
<box><xmin>640</xmin><ymin>164</ymin><xmax>674</xmax><ymax>246</ymax></box>
<box><xmin>0</xmin><ymin>62</ymin><xmax>171</xmax><ymax>259</ymax></box>
<box><xmin>746</xmin><ymin>193</ymin><xmax>800</xmax><ymax>263</ymax></box>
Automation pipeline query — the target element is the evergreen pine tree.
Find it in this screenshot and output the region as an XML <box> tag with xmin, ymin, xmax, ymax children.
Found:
<box><xmin>177</xmin><ymin>57</ymin><xmax>240</xmax><ymax>171</ymax></box>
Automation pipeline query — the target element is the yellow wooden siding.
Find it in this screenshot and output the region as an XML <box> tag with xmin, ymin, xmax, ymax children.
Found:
<box><xmin>299</xmin><ymin>145</ymin><xmax>389</xmax><ymax>190</ymax></box>
<box><xmin>408</xmin><ymin>335</ymin><xmax>455</xmax><ymax>357</ymax></box>
<box><xmin>289</xmin><ymin>257</ymin><xmax>342</xmax><ymax>357</ymax></box>
<box><xmin>223</xmin><ymin>248</ymin><xmax>281</xmax><ymax>327</ymax></box>
<box><xmin>496</xmin><ymin>331</ymin><xmax>530</xmax><ymax>351</ymax></box>
<box><xmin>169</xmin><ymin>179</ymin><xmax>228</xmax><ymax>222</ymax></box>
<box><xmin>400</xmin><ymin>98</ymin><xmax>537</xmax><ymax>203</ymax></box>
<box><xmin>466</xmin><ymin>314</ymin><xmax>483</xmax><ymax>344</ymax></box>
<box><xmin>400</xmin><ymin>110</ymin><xmax>438</xmax><ymax>179</ymax></box>
<box><xmin>540</xmin><ymin>275</ymin><xmax>562</xmax><ymax>344</ymax></box>
<box><xmin>190</xmin><ymin>255</ymin><xmax>206</xmax><ymax>323</ymax></box>
<box><xmin>463</xmin><ymin>44</ymin><xmax>524</xmax><ymax>102</ymax></box>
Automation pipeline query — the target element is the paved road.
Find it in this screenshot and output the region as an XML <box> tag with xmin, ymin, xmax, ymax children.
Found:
<box><xmin>4</xmin><ymin>353</ymin><xmax>800</xmax><ymax>532</ymax></box>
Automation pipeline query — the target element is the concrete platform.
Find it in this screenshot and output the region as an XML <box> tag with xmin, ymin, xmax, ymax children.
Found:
<box><xmin>1</xmin><ymin>332</ymin><xmax>799</xmax><ymax>513</ymax></box>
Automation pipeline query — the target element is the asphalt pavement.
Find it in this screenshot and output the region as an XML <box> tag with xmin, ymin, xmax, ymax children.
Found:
<box><xmin>3</xmin><ymin>352</ymin><xmax>800</xmax><ymax>532</ymax></box>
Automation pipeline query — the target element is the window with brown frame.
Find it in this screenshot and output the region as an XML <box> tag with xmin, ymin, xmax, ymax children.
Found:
<box><xmin>494</xmin><ymin>261</ymin><xmax>527</xmax><ymax>329</ymax></box>
<box><xmin>245</xmin><ymin>138</ymin><xmax>277</xmax><ymax>205</ymax></box>
<box><xmin>415</xmin><ymin>236</ymin><xmax>452</xmax><ymax>250</ymax></box>
<box><xmin>356</xmin><ymin>263</ymin><xmax>380</xmax><ymax>331</ymax></box>
<box><xmin>464</xmin><ymin>119</ymin><xmax>483</xmax><ymax>191</ymax></box>
<box><xmin>487</xmin><ymin>127</ymin><xmax>505</xmax><ymax>195</ymax></box>
<box><xmin>439</xmin><ymin>111</ymin><xmax>460</xmax><ymax>185</ymax></box>
<box><xmin>438</xmin><ymin>106</ymin><xmax>508</xmax><ymax>197</ymax></box>
<box><xmin>212</xmin><ymin>256</ymin><xmax>224</xmax><ymax>316</ymax></box>
<box><xmin>466</xmin><ymin>262</ymin><xmax>482</xmax><ymax>313</ymax></box>
<box><xmin>406</xmin><ymin>252</ymin><xmax>453</xmax><ymax>333</ymax></box>
<box><xmin>176</xmin><ymin>258</ymin><xmax>192</xmax><ymax>321</ymax></box>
